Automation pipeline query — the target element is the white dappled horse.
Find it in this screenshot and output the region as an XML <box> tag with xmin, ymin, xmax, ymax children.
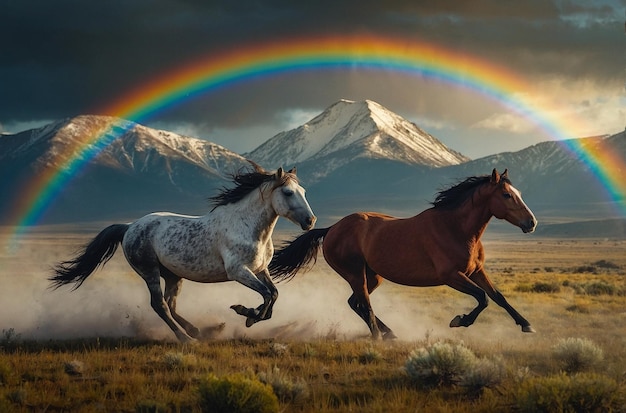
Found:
<box><xmin>51</xmin><ymin>163</ymin><xmax>316</xmax><ymax>342</ymax></box>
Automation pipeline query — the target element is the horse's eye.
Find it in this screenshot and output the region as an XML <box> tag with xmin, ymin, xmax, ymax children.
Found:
<box><xmin>503</xmin><ymin>192</ymin><xmax>512</xmax><ymax>199</ymax></box>
<box><xmin>283</xmin><ymin>189</ymin><xmax>294</xmax><ymax>197</ymax></box>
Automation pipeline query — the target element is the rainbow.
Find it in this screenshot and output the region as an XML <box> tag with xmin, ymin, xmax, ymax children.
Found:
<box><xmin>3</xmin><ymin>34</ymin><xmax>625</xmax><ymax>249</ymax></box>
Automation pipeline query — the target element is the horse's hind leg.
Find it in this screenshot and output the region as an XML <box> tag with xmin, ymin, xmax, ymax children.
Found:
<box><xmin>162</xmin><ymin>267</ymin><xmax>200</xmax><ymax>338</ymax></box>
<box><xmin>347</xmin><ymin>293</ymin><xmax>396</xmax><ymax>340</ymax></box>
<box><xmin>331</xmin><ymin>261</ymin><xmax>383</xmax><ymax>339</ymax></box>
<box><xmin>347</xmin><ymin>270</ymin><xmax>397</xmax><ymax>340</ymax></box>
<box><xmin>127</xmin><ymin>259</ymin><xmax>194</xmax><ymax>342</ymax></box>
<box><xmin>143</xmin><ymin>273</ymin><xmax>195</xmax><ymax>342</ymax></box>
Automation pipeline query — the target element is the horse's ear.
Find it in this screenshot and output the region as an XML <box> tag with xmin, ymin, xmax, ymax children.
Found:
<box><xmin>491</xmin><ymin>168</ymin><xmax>500</xmax><ymax>184</ymax></box>
<box><xmin>288</xmin><ymin>166</ymin><xmax>297</xmax><ymax>175</ymax></box>
<box><xmin>276</xmin><ymin>167</ymin><xmax>284</xmax><ymax>179</ymax></box>
<box><xmin>501</xmin><ymin>169</ymin><xmax>509</xmax><ymax>180</ymax></box>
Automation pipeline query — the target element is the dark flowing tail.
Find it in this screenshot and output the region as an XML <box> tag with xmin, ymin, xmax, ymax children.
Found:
<box><xmin>49</xmin><ymin>224</ymin><xmax>129</xmax><ymax>290</ymax></box>
<box><xmin>269</xmin><ymin>227</ymin><xmax>330</xmax><ymax>282</ymax></box>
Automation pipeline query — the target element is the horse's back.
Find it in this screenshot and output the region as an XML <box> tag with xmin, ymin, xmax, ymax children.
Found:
<box><xmin>323</xmin><ymin>211</ymin><xmax>443</xmax><ymax>286</ymax></box>
<box><xmin>323</xmin><ymin>211</ymin><xmax>416</xmax><ymax>264</ymax></box>
<box><xmin>325</xmin><ymin>212</ymin><xmax>397</xmax><ymax>245</ymax></box>
<box><xmin>124</xmin><ymin>212</ymin><xmax>203</xmax><ymax>248</ymax></box>
<box><xmin>122</xmin><ymin>212</ymin><xmax>225</xmax><ymax>280</ymax></box>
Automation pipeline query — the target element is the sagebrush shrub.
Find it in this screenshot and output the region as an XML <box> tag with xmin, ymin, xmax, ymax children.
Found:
<box><xmin>359</xmin><ymin>347</ymin><xmax>383</xmax><ymax>364</ymax></box>
<box><xmin>552</xmin><ymin>337</ymin><xmax>603</xmax><ymax>374</ymax></box>
<box><xmin>514</xmin><ymin>372</ymin><xmax>621</xmax><ymax>412</ymax></box>
<box><xmin>584</xmin><ymin>281</ymin><xmax>616</xmax><ymax>296</ymax></box>
<box><xmin>258</xmin><ymin>366</ymin><xmax>309</xmax><ymax>403</ymax></box>
<box><xmin>163</xmin><ymin>351</ymin><xmax>196</xmax><ymax>370</ymax></box>
<box><xmin>531</xmin><ymin>281</ymin><xmax>561</xmax><ymax>293</ymax></box>
<box><xmin>405</xmin><ymin>341</ymin><xmax>477</xmax><ymax>387</ymax></box>
<box><xmin>197</xmin><ymin>373</ymin><xmax>279</xmax><ymax>413</ymax></box>
<box><xmin>460</xmin><ymin>356</ymin><xmax>506</xmax><ymax>396</ymax></box>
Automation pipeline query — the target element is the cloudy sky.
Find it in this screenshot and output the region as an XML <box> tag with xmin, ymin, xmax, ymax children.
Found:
<box><xmin>1</xmin><ymin>0</ymin><xmax>624</xmax><ymax>158</ymax></box>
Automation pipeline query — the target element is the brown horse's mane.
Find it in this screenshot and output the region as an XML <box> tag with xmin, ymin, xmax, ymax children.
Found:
<box><xmin>431</xmin><ymin>174</ymin><xmax>511</xmax><ymax>210</ymax></box>
<box><xmin>209</xmin><ymin>162</ymin><xmax>296</xmax><ymax>209</ymax></box>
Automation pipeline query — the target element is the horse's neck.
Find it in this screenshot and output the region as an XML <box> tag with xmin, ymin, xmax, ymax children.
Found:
<box><xmin>218</xmin><ymin>188</ymin><xmax>278</xmax><ymax>242</ymax></box>
<box><xmin>448</xmin><ymin>199</ymin><xmax>492</xmax><ymax>240</ymax></box>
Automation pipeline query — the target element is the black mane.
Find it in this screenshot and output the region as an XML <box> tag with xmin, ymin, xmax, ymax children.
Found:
<box><xmin>431</xmin><ymin>174</ymin><xmax>510</xmax><ymax>210</ymax></box>
<box><xmin>209</xmin><ymin>168</ymin><xmax>275</xmax><ymax>209</ymax></box>
<box><xmin>209</xmin><ymin>163</ymin><xmax>296</xmax><ymax>209</ymax></box>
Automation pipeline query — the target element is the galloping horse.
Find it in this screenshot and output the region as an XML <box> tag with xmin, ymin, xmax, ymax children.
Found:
<box><xmin>50</xmin><ymin>163</ymin><xmax>316</xmax><ymax>342</ymax></box>
<box><xmin>270</xmin><ymin>169</ymin><xmax>537</xmax><ymax>339</ymax></box>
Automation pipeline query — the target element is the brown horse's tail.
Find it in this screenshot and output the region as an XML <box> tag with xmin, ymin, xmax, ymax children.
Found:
<box><xmin>49</xmin><ymin>224</ymin><xmax>129</xmax><ymax>290</ymax></box>
<box><xmin>270</xmin><ymin>227</ymin><xmax>329</xmax><ymax>282</ymax></box>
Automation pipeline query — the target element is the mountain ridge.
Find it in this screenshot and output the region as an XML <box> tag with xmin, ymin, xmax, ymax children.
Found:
<box><xmin>1</xmin><ymin>102</ymin><xmax>624</xmax><ymax>236</ymax></box>
<box><xmin>0</xmin><ymin>115</ymin><xmax>249</xmax><ymax>222</ymax></box>
<box><xmin>246</xmin><ymin>99</ymin><xmax>469</xmax><ymax>182</ymax></box>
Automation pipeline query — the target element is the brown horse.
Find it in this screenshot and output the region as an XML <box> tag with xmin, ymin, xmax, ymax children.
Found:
<box><xmin>270</xmin><ymin>169</ymin><xmax>537</xmax><ymax>339</ymax></box>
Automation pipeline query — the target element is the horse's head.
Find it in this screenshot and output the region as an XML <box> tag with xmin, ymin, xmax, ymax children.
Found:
<box><xmin>487</xmin><ymin>169</ymin><xmax>537</xmax><ymax>233</ymax></box>
<box><xmin>270</xmin><ymin>167</ymin><xmax>316</xmax><ymax>230</ymax></box>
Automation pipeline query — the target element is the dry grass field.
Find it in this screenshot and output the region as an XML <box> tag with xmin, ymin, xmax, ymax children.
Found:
<box><xmin>0</xmin><ymin>226</ymin><xmax>625</xmax><ymax>412</ymax></box>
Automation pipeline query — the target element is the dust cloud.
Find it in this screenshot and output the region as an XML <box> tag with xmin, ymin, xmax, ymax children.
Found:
<box><xmin>0</xmin><ymin>228</ymin><xmax>536</xmax><ymax>346</ymax></box>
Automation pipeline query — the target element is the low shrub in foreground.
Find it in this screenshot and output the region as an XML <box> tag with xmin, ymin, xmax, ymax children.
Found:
<box><xmin>405</xmin><ymin>341</ymin><xmax>508</xmax><ymax>397</ymax></box>
<box><xmin>552</xmin><ymin>337</ymin><xmax>604</xmax><ymax>374</ymax></box>
<box><xmin>197</xmin><ymin>373</ymin><xmax>279</xmax><ymax>413</ymax></box>
<box><xmin>460</xmin><ymin>356</ymin><xmax>506</xmax><ymax>397</ymax></box>
<box><xmin>405</xmin><ymin>341</ymin><xmax>477</xmax><ymax>387</ymax></box>
<box><xmin>258</xmin><ymin>366</ymin><xmax>310</xmax><ymax>404</ymax></box>
<box><xmin>513</xmin><ymin>372</ymin><xmax>622</xmax><ymax>412</ymax></box>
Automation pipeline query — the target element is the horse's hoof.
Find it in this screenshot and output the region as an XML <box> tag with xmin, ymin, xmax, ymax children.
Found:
<box><xmin>449</xmin><ymin>315</ymin><xmax>463</xmax><ymax>328</ymax></box>
<box><xmin>383</xmin><ymin>331</ymin><xmax>398</xmax><ymax>340</ymax></box>
<box><xmin>246</xmin><ymin>317</ymin><xmax>258</xmax><ymax>328</ymax></box>
<box><xmin>522</xmin><ymin>325</ymin><xmax>536</xmax><ymax>333</ymax></box>
<box><xmin>230</xmin><ymin>304</ymin><xmax>249</xmax><ymax>316</ymax></box>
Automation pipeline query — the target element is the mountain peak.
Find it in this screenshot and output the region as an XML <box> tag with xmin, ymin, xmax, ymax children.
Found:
<box><xmin>1</xmin><ymin>114</ymin><xmax>250</xmax><ymax>181</ymax></box>
<box><xmin>246</xmin><ymin>99</ymin><xmax>469</xmax><ymax>180</ymax></box>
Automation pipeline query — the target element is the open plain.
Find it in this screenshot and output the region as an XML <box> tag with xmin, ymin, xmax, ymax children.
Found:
<box><xmin>0</xmin><ymin>226</ymin><xmax>625</xmax><ymax>411</ymax></box>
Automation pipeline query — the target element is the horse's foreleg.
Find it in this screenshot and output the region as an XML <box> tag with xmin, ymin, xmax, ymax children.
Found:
<box><xmin>256</xmin><ymin>270</ymin><xmax>279</xmax><ymax>320</ymax></box>
<box><xmin>163</xmin><ymin>271</ymin><xmax>200</xmax><ymax>338</ymax></box>
<box><xmin>445</xmin><ymin>272</ymin><xmax>489</xmax><ymax>328</ymax></box>
<box><xmin>470</xmin><ymin>271</ymin><xmax>535</xmax><ymax>333</ymax></box>
<box><xmin>227</xmin><ymin>265</ymin><xmax>274</xmax><ymax>327</ymax></box>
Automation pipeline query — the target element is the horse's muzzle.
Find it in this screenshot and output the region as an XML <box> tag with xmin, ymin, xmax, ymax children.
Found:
<box><xmin>520</xmin><ymin>218</ymin><xmax>537</xmax><ymax>233</ymax></box>
<box><xmin>301</xmin><ymin>215</ymin><xmax>316</xmax><ymax>231</ymax></box>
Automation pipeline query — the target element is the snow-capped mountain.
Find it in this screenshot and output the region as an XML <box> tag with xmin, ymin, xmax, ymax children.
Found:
<box><xmin>0</xmin><ymin>115</ymin><xmax>246</xmax><ymax>177</ymax></box>
<box><xmin>372</xmin><ymin>131</ymin><xmax>626</xmax><ymax>224</ymax></box>
<box><xmin>1</xmin><ymin>106</ymin><xmax>624</xmax><ymax>234</ymax></box>
<box><xmin>246</xmin><ymin>100</ymin><xmax>469</xmax><ymax>182</ymax></box>
<box><xmin>0</xmin><ymin>115</ymin><xmax>249</xmax><ymax>223</ymax></box>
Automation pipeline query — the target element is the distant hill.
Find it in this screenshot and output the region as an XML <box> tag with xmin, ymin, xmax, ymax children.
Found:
<box><xmin>1</xmin><ymin>102</ymin><xmax>624</xmax><ymax>238</ymax></box>
<box><xmin>0</xmin><ymin>115</ymin><xmax>248</xmax><ymax>223</ymax></box>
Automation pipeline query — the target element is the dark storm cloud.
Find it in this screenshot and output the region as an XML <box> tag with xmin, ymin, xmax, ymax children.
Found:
<box><xmin>0</xmin><ymin>0</ymin><xmax>622</xmax><ymax>130</ymax></box>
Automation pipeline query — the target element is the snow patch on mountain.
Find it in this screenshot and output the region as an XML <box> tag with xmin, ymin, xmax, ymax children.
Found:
<box><xmin>247</xmin><ymin>100</ymin><xmax>469</xmax><ymax>177</ymax></box>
